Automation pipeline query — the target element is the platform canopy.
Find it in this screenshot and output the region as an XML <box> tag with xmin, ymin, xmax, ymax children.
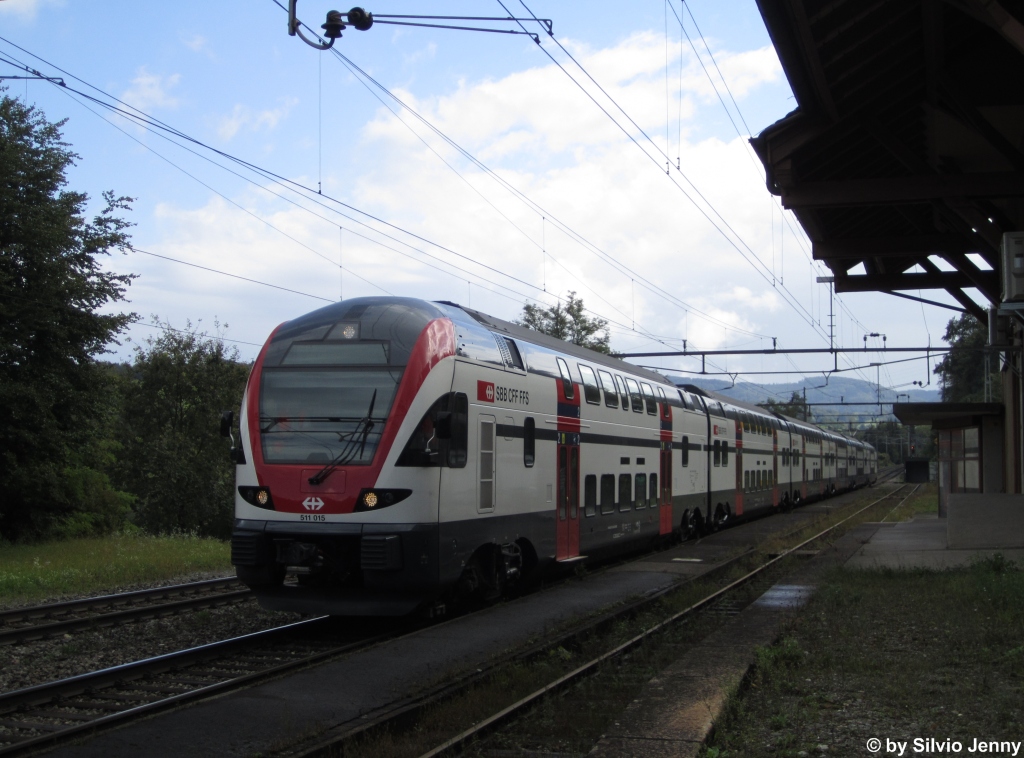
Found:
<box><xmin>751</xmin><ymin>0</ymin><xmax>1024</xmax><ymax>324</ymax></box>
<box><xmin>893</xmin><ymin>401</ymin><xmax>1003</xmax><ymax>427</ymax></box>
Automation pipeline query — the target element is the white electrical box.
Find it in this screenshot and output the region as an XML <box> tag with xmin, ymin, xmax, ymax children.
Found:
<box><xmin>1002</xmin><ymin>232</ymin><xmax>1024</xmax><ymax>302</ymax></box>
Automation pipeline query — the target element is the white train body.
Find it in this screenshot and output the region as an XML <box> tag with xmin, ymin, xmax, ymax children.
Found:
<box><xmin>230</xmin><ymin>297</ymin><xmax>876</xmax><ymax>615</ymax></box>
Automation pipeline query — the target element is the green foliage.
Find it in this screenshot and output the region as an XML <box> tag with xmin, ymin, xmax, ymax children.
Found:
<box><xmin>759</xmin><ymin>391</ymin><xmax>810</xmax><ymax>421</ymax></box>
<box><xmin>516</xmin><ymin>291</ymin><xmax>611</xmax><ymax>354</ymax></box>
<box><xmin>933</xmin><ymin>313</ymin><xmax>1000</xmax><ymax>402</ymax></box>
<box><xmin>0</xmin><ymin>533</ymin><xmax>230</xmax><ymax>603</ymax></box>
<box><xmin>115</xmin><ymin>320</ymin><xmax>249</xmax><ymax>539</ymax></box>
<box><xmin>0</xmin><ymin>94</ymin><xmax>136</xmax><ymax>540</ymax></box>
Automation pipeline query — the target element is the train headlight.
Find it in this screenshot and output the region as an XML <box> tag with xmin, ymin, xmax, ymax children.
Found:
<box><xmin>354</xmin><ymin>488</ymin><xmax>412</xmax><ymax>512</ymax></box>
<box><xmin>238</xmin><ymin>486</ymin><xmax>274</xmax><ymax>510</ymax></box>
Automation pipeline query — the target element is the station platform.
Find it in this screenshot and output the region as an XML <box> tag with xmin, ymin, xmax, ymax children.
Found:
<box><xmin>589</xmin><ymin>515</ymin><xmax>1024</xmax><ymax>757</ymax></box>
<box><xmin>844</xmin><ymin>514</ymin><xmax>1024</xmax><ymax>570</ymax></box>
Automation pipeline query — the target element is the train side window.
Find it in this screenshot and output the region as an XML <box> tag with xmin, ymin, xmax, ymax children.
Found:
<box><xmin>722</xmin><ymin>441</ymin><xmax>729</xmax><ymax>466</ymax></box>
<box><xmin>584</xmin><ymin>475</ymin><xmax>597</xmax><ymax>517</ymax></box>
<box><xmin>556</xmin><ymin>357</ymin><xmax>574</xmax><ymax>400</ymax></box>
<box><xmin>598</xmin><ymin>369</ymin><xmax>618</xmax><ymax>408</ymax></box>
<box><xmin>448</xmin><ymin>392</ymin><xmax>469</xmax><ymax>468</ymax></box>
<box><xmin>479</xmin><ymin>417</ymin><xmax>495</xmax><ymax>512</ymax></box>
<box><xmin>600</xmin><ymin>474</ymin><xmax>616</xmax><ymax>514</ymax></box>
<box><xmin>681</xmin><ymin>436</ymin><xmax>689</xmax><ymax>467</ymax></box>
<box><xmin>677</xmin><ymin>390</ymin><xmax>690</xmax><ymax>409</ymax></box>
<box><xmin>523</xmin><ymin>416</ymin><xmax>536</xmax><ymax>467</ymax></box>
<box><xmin>649</xmin><ymin>473</ymin><xmax>658</xmax><ymax>507</ymax></box>
<box><xmin>614</xmin><ymin>375</ymin><xmax>629</xmax><ymax>411</ymax></box>
<box><xmin>618</xmin><ymin>473</ymin><xmax>632</xmax><ymax>511</ymax></box>
<box><xmin>744</xmin><ymin>470</ymin><xmax>750</xmax><ymax>492</ymax></box>
<box><xmin>657</xmin><ymin>387</ymin><xmax>667</xmax><ymax>409</ymax></box>
<box><xmin>640</xmin><ymin>382</ymin><xmax>657</xmax><ymax>415</ymax></box>
<box><xmin>624</xmin><ymin>378</ymin><xmax>644</xmax><ymax>412</ymax></box>
<box><xmin>713</xmin><ymin>440</ymin><xmax>721</xmax><ymax>466</ymax></box>
<box><xmin>505</xmin><ymin>338</ymin><xmax>524</xmax><ymax>370</ymax></box>
<box><xmin>578</xmin><ymin>364</ymin><xmax>601</xmax><ymax>405</ymax></box>
<box><xmin>634</xmin><ymin>473</ymin><xmax>647</xmax><ymax>509</ymax></box>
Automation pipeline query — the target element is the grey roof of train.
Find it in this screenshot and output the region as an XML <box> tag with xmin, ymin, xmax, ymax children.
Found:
<box><xmin>684</xmin><ymin>384</ymin><xmax>871</xmax><ymax>449</ymax></box>
<box><xmin>446</xmin><ymin>302</ymin><xmax>676</xmax><ymax>387</ymax></box>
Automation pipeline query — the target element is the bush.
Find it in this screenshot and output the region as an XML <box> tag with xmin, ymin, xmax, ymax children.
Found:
<box><xmin>115</xmin><ymin>320</ymin><xmax>249</xmax><ymax>539</ymax></box>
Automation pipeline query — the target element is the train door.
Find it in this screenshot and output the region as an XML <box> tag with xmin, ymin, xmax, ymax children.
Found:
<box><xmin>554</xmin><ymin>357</ymin><xmax>581</xmax><ymax>561</ymax></box>
<box><xmin>658</xmin><ymin>394</ymin><xmax>673</xmax><ymax>534</ymax></box>
<box><xmin>556</xmin><ymin>435</ymin><xmax>580</xmax><ymax>560</ymax></box>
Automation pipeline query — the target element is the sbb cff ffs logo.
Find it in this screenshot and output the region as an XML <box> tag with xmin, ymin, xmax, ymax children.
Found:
<box><xmin>478</xmin><ymin>381</ymin><xmax>495</xmax><ymax>402</ymax></box>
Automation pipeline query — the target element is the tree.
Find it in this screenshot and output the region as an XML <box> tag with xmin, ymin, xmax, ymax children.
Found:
<box><xmin>516</xmin><ymin>292</ymin><xmax>611</xmax><ymax>353</ymax></box>
<box><xmin>932</xmin><ymin>314</ymin><xmax>1000</xmax><ymax>403</ymax></box>
<box><xmin>0</xmin><ymin>94</ymin><xmax>136</xmax><ymax>539</ymax></box>
<box><xmin>116</xmin><ymin>321</ymin><xmax>250</xmax><ymax>539</ymax></box>
<box><xmin>760</xmin><ymin>391</ymin><xmax>811</xmax><ymax>421</ymax></box>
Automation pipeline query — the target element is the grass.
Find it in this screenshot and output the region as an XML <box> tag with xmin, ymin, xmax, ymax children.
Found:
<box><xmin>880</xmin><ymin>482</ymin><xmax>938</xmax><ymax>522</ymax></box>
<box><xmin>704</xmin><ymin>556</ymin><xmax>1024</xmax><ymax>757</ymax></box>
<box><xmin>0</xmin><ymin>533</ymin><xmax>231</xmax><ymax>605</ymax></box>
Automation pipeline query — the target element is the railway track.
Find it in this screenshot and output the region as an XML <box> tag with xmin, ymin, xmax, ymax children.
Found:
<box><xmin>283</xmin><ymin>481</ymin><xmax>916</xmax><ymax>758</ymax></box>
<box><xmin>0</xmin><ymin>577</ymin><xmax>252</xmax><ymax>646</ymax></box>
<box><xmin>0</xmin><ymin>614</ymin><xmax>401</xmax><ymax>756</ymax></box>
<box><xmin>421</xmin><ymin>483</ymin><xmax>922</xmax><ymax>758</ymax></box>
<box><xmin>0</xmin><ymin>477</ymin><xmax>909</xmax><ymax>756</ymax></box>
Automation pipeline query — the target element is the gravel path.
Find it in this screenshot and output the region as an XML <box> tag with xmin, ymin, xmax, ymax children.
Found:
<box><xmin>0</xmin><ymin>575</ymin><xmax>301</xmax><ymax>693</ymax></box>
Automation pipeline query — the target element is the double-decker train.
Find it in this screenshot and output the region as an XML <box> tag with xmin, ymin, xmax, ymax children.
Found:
<box><xmin>227</xmin><ymin>297</ymin><xmax>876</xmax><ymax>616</ymax></box>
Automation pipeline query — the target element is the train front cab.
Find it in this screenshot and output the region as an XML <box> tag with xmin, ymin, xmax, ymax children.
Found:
<box><xmin>230</xmin><ymin>298</ymin><xmax>471</xmax><ymax>616</ymax></box>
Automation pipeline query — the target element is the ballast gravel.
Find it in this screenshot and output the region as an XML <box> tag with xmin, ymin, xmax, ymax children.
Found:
<box><xmin>0</xmin><ymin>574</ymin><xmax>302</xmax><ymax>694</ymax></box>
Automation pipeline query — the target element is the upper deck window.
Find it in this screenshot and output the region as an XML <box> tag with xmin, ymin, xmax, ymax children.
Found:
<box><xmin>624</xmin><ymin>378</ymin><xmax>644</xmax><ymax>413</ymax></box>
<box><xmin>578</xmin><ymin>364</ymin><xmax>601</xmax><ymax>405</ymax></box>
<box><xmin>598</xmin><ymin>369</ymin><xmax>618</xmax><ymax>408</ymax></box>
<box><xmin>556</xmin><ymin>357</ymin><xmax>575</xmax><ymax>400</ymax></box>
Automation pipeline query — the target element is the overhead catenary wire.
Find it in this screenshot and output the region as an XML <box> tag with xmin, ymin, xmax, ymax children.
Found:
<box><xmin>506</xmin><ymin>0</ymin><xmax>837</xmax><ymax>346</ymax></box>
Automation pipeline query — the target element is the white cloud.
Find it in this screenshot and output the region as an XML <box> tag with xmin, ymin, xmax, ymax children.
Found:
<box><xmin>121</xmin><ymin>67</ymin><xmax>181</xmax><ymax>111</ymax></box>
<box><xmin>181</xmin><ymin>34</ymin><xmax>208</xmax><ymax>53</ymax></box>
<box><xmin>127</xmin><ymin>28</ymin><xmax>936</xmax><ymax>380</ymax></box>
<box><xmin>216</xmin><ymin>98</ymin><xmax>297</xmax><ymax>141</ymax></box>
<box><xmin>0</xmin><ymin>0</ymin><xmax>61</xmax><ymax>20</ymax></box>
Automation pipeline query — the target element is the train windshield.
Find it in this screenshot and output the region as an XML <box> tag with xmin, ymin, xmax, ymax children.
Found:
<box><xmin>259</xmin><ymin>367</ymin><xmax>402</xmax><ymax>465</ymax></box>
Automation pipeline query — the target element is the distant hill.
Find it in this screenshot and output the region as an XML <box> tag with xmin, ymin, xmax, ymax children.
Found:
<box><xmin>662</xmin><ymin>374</ymin><xmax>940</xmax><ymax>430</ymax></box>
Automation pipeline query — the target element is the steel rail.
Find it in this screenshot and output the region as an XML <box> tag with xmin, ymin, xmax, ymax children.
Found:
<box><xmin>0</xmin><ymin>578</ymin><xmax>251</xmax><ymax>646</ymax></box>
<box><xmin>287</xmin><ymin>480</ymin><xmax>909</xmax><ymax>758</ymax></box>
<box><xmin>0</xmin><ymin>615</ymin><xmax>398</xmax><ymax>757</ymax></box>
<box><xmin>416</xmin><ymin>483</ymin><xmax>921</xmax><ymax>758</ymax></box>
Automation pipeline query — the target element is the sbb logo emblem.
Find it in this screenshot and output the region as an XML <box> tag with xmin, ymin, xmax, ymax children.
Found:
<box><xmin>477</xmin><ymin>380</ymin><xmax>495</xmax><ymax>403</ymax></box>
<box><xmin>302</xmin><ymin>496</ymin><xmax>325</xmax><ymax>511</ymax></box>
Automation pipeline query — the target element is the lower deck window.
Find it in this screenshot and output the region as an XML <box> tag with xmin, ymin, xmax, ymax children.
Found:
<box><xmin>634</xmin><ymin>473</ymin><xmax>647</xmax><ymax>509</ymax></box>
<box><xmin>584</xmin><ymin>474</ymin><xmax>597</xmax><ymax>517</ymax></box>
<box><xmin>618</xmin><ymin>474</ymin><xmax>632</xmax><ymax>511</ymax></box>
<box><xmin>600</xmin><ymin>474</ymin><xmax>616</xmax><ymax>514</ymax></box>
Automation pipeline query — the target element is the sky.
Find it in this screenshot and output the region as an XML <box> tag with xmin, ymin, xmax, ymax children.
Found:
<box><xmin>0</xmin><ymin>0</ymin><xmax>961</xmax><ymax>403</ymax></box>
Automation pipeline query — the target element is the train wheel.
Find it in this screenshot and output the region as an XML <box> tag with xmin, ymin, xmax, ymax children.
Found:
<box><xmin>681</xmin><ymin>509</ymin><xmax>696</xmax><ymax>540</ymax></box>
<box><xmin>713</xmin><ymin>503</ymin><xmax>731</xmax><ymax>529</ymax></box>
<box><xmin>693</xmin><ymin>508</ymin><xmax>707</xmax><ymax>537</ymax></box>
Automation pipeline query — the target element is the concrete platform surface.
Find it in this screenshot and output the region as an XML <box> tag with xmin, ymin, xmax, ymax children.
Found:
<box><xmin>844</xmin><ymin>517</ymin><xmax>1024</xmax><ymax>570</ymax></box>
<box><xmin>947</xmin><ymin>493</ymin><xmax>1024</xmax><ymax>549</ymax></box>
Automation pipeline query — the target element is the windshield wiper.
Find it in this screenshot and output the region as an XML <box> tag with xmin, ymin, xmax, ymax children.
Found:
<box><xmin>307</xmin><ymin>390</ymin><xmax>377</xmax><ymax>486</ymax></box>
